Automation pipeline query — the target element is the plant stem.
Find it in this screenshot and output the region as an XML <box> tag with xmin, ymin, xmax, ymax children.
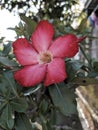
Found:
<box><xmin>79</xmin><ymin>44</ymin><xmax>93</xmax><ymax>70</ymax></box>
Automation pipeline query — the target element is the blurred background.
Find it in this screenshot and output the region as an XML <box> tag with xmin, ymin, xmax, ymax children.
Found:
<box><xmin>0</xmin><ymin>0</ymin><xmax>98</xmax><ymax>59</ymax></box>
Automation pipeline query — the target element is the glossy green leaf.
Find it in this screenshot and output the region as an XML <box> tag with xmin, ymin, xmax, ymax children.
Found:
<box><xmin>3</xmin><ymin>71</ymin><xmax>19</xmax><ymax>97</ymax></box>
<box><xmin>88</xmin><ymin>71</ymin><xmax>98</xmax><ymax>78</ymax></box>
<box><xmin>39</xmin><ymin>114</ymin><xmax>48</xmax><ymax>130</ymax></box>
<box><xmin>11</xmin><ymin>97</ymin><xmax>28</xmax><ymax>112</ymax></box>
<box><xmin>15</xmin><ymin>113</ymin><xmax>33</xmax><ymax>130</ymax></box>
<box><xmin>0</xmin><ymin>56</ymin><xmax>18</xmax><ymax>66</ymax></box>
<box><xmin>49</xmin><ymin>83</ymin><xmax>77</xmax><ymax>116</ymax></box>
<box><xmin>2</xmin><ymin>42</ymin><xmax>12</xmax><ymax>56</ymax></box>
<box><xmin>93</xmin><ymin>61</ymin><xmax>98</xmax><ymax>72</ymax></box>
<box><xmin>39</xmin><ymin>99</ymin><xmax>48</xmax><ymax>114</ymax></box>
<box><xmin>20</xmin><ymin>14</ymin><xmax>37</xmax><ymax>36</ymax></box>
<box><xmin>0</xmin><ymin>104</ymin><xmax>14</xmax><ymax>130</ymax></box>
<box><xmin>0</xmin><ymin>80</ymin><xmax>10</xmax><ymax>96</ymax></box>
<box><xmin>8</xmin><ymin>23</ymin><xmax>26</xmax><ymax>38</ymax></box>
<box><xmin>0</xmin><ymin>102</ymin><xmax>7</xmax><ymax>112</ymax></box>
<box><xmin>66</xmin><ymin>60</ymin><xmax>83</xmax><ymax>80</ymax></box>
<box><xmin>47</xmin><ymin>108</ymin><xmax>55</xmax><ymax>128</ymax></box>
<box><xmin>79</xmin><ymin>44</ymin><xmax>92</xmax><ymax>69</ymax></box>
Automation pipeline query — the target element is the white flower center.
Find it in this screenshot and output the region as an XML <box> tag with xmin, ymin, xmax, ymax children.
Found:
<box><xmin>38</xmin><ymin>51</ymin><xmax>52</xmax><ymax>64</ymax></box>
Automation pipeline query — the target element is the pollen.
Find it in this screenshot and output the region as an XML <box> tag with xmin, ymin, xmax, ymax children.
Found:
<box><xmin>38</xmin><ymin>51</ymin><xmax>52</xmax><ymax>64</ymax></box>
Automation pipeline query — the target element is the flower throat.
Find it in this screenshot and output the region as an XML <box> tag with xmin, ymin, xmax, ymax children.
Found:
<box><xmin>39</xmin><ymin>51</ymin><xmax>52</xmax><ymax>64</ymax></box>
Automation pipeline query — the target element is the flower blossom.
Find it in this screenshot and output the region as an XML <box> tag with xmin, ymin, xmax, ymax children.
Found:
<box><xmin>13</xmin><ymin>20</ymin><xmax>84</xmax><ymax>87</ymax></box>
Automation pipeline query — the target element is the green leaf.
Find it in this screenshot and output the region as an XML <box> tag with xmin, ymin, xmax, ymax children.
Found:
<box><xmin>0</xmin><ymin>104</ymin><xmax>14</xmax><ymax>130</ymax></box>
<box><xmin>88</xmin><ymin>71</ymin><xmax>98</xmax><ymax>78</ymax></box>
<box><xmin>0</xmin><ymin>80</ymin><xmax>10</xmax><ymax>97</ymax></box>
<box><xmin>15</xmin><ymin>113</ymin><xmax>33</xmax><ymax>130</ymax></box>
<box><xmin>8</xmin><ymin>23</ymin><xmax>25</xmax><ymax>38</ymax></box>
<box><xmin>3</xmin><ymin>71</ymin><xmax>19</xmax><ymax>97</ymax></box>
<box><xmin>39</xmin><ymin>114</ymin><xmax>48</xmax><ymax>130</ymax></box>
<box><xmin>0</xmin><ymin>102</ymin><xmax>7</xmax><ymax>112</ymax></box>
<box><xmin>93</xmin><ymin>61</ymin><xmax>98</xmax><ymax>72</ymax></box>
<box><xmin>11</xmin><ymin>97</ymin><xmax>28</xmax><ymax>112</ymax></box>
<box><xmin>0</xmin><ymin>56</ymin><xmax>18</xmax><ymax>66</ymax></box>
<box><xmin>79</xmin><ymin>44</ymin><xmax>92</xmax><ymax>69</ymax></box>
<box><xmin>2</xmin><ymin>42</ymin><xmax>12</xmax><ymax>56</ymax></box>
<box><xmin>20</xmin><ymin>14</ymin><xmax>37</xmax><ymax>36</ymax></box>
<box><xmin>49</xmin><ymin>82</ymin><xmax>77</xmax><ymax>116</ymax></box>
<box><xmin>66</xmin><ymin>60</ymin><xmax>83</xmax><ymax>80</ymax></box>
<box><xmin>39</xmin><ymin>99</ymin><xmax>49</xmax><ymax>114</ymax></box>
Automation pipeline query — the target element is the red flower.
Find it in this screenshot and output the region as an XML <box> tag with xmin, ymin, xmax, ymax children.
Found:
<box><xmin>13</xmin><ymin>20</ymin><xmax>83</xmax><ymax>87</ymax></box>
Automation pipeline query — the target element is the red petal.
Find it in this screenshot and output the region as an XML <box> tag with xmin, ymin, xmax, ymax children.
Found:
<box><xmin>31</xmin><ymin>20</ymin><xmax>54</xmax><ymax>52</ymax></box>
<box><xmin>13</xmin><ymin>38</ymin><xmax>38</xmax><ymax>65</ymax></box>
<box><xmin>14</xmin><ymin>64</ymin><xmax>47</xmax><ymax>87</ymax></box>
<box><xmin>49</xmin><ymin>34</ymin><xmax>79</xmax><ymax>58</ymax></box>
<box><xmin>44</xmin><ymin>58</ymin><xmax>67</xmax><ymax>86</ymax></box>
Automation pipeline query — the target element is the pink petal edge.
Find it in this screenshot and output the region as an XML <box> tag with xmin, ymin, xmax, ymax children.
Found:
<box><xmin>44</xmin><ymin>58</ymin><xmax>67</xmax><ymax>86</ymax></box>
<box><xmin>13</xmin><ymin>38</ymin><xmax>38</xmax><ymax>66</ymax></box>
<box><xmin>49</xmin><ymin>34</ymin><xmax>80</xmax><ymax>58</ymax></box>
<box><xmin>31</xmin><ymin>20</ymin><xmax>54</xmax><ymax>52</ymax></box>
<box><xmin>14</xmin><ymin>64</ymin><xmax>47</xmax><ymax>87</ymax></box>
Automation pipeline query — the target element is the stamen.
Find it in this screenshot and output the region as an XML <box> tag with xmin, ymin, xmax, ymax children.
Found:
<box><xmin>38</xmin><ymin>51</ymin><xmax>52</xmax><ymax>64</ymax></box>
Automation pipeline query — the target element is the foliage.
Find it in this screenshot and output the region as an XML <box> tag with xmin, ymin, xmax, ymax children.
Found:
<box><xmin>0</xmin><ymin>1</ymin><xmax>98</xmax><ymax>130</ymax></box>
